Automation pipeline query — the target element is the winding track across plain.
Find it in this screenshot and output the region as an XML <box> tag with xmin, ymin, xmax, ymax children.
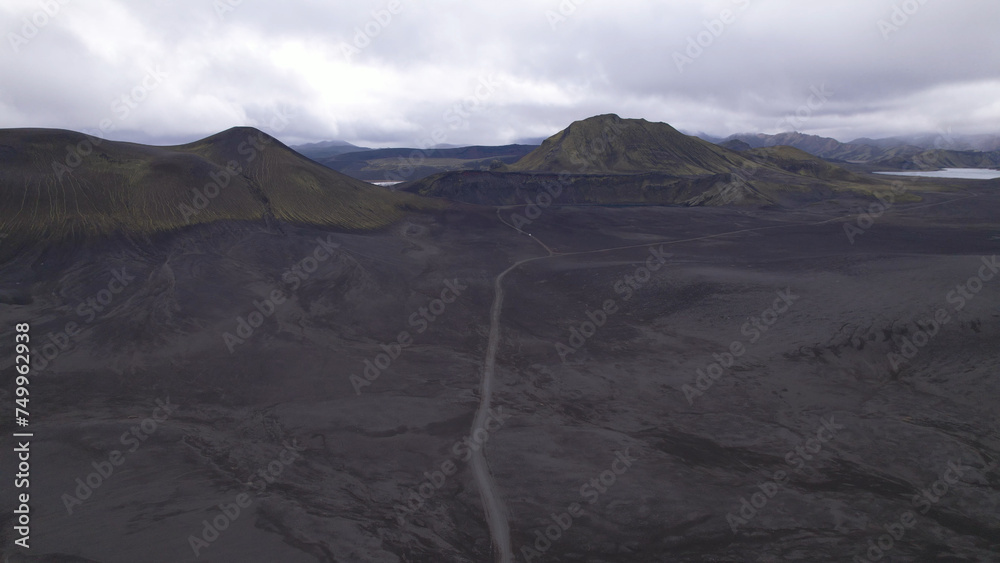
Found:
<box><xmin>469</xmin><ymin>257</ymin><xmax>536</xmax><ymax>563</ymax></box>
<box><xmin>469</xmin><ymin>195</ymin><xmax>978</xmax><ymax>562</ymax></box>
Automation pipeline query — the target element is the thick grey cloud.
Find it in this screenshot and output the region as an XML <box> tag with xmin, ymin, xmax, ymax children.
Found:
<box><xmin>1</xmin><ymin>0</ymin><xmax>997</xmax><ymax>147</ymax></box>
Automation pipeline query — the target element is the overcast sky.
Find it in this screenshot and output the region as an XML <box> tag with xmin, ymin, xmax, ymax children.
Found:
<box><xmin>2</xmin><ymin>0</ymin><xmax>998</xmax><ymax>147</ymax></box>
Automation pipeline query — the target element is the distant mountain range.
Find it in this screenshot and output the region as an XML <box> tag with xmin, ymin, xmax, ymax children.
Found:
<box><xmin>292</xmin><ymin>139</ymin><xmax>373</xmax><ymax>161</ymax></box>
<box><xmin>296</xmin><ymin>127</ymin><xmax>1000</xmax><ymax>182</ymax></box>
<box><xmin>848</xmin><ymin>132</ymin><xmax>1000</xmax><ymax>152</ymax></box>
<box><xmin>720</xmin><ymin>131</ymin><xmax>1000</xmax><ymax>170</ymax></box>
<box><xmin>721</xmin><ymin>132</ymin><xmax>890</xmax><ymax>162</ymax></box>
<box><xmin>403</xmin><ymin>114</ymin><xmax>895</xmax><ymax>208</ymax></box>
<box><xmin>297</xmin><ymin>144</ymin><xmax>538</xmax><ymax>183</ymax></box>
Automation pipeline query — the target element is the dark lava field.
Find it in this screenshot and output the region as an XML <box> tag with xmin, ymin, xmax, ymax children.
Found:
<box><xmin>2</xmin><ymin>179</ymin><xmax>999</xmax><ymax>562</ymax></box>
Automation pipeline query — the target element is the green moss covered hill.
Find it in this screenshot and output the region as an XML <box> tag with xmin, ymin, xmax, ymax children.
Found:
<box><xmin>505</xmin><ymin>114</ymin><xmax>752</xmax><ymax>175</ymax></box>
<box><xmin>0</xmin><ymin>127</ymin><xmax>438</xmax><ymax>257</ymax></box>
<box><xmin>405</xmin><ymin>114</ymin><xmax>901</xmax><ymax>207</ymax></box>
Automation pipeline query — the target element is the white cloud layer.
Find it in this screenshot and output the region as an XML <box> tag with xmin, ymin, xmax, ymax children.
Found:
<box><xmin>1</xmin><ymin>0</ymin><xmax>997</xmax><ymax>146</ymax></box>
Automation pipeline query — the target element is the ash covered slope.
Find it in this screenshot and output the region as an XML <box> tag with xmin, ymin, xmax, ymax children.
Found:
<box><xmin>506</xmin><ymin>114</ymin><xmax>752</xmax><ymax>175</ymax></box>
<box><xmin>0</xmin><ymin>127</ymin><xmax>435</xmax><ymax>260</ymax></box>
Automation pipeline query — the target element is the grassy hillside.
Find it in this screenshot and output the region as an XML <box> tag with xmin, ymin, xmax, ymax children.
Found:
<box><xmin>744</xmin><ymin>145</ymin><xmax>868</xmax><ymax>182</ymax></box>
<box><xmin>0</xmin><ymin>127</ymin><xmax>437</xmax><ymax>258</ymax></box>
<box><xmin>506</xmin><ymin>114</ymin><xmax>752</xmax><ymax>175</ymax></box>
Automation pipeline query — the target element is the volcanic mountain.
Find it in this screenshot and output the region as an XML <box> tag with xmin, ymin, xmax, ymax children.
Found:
<box><xmin>0</xmin><ymin>127</ymin><xmax>433</xmax><ymax>259</ymax></box>
<box><xmin>403</xmin><ymin>114</ymin><xmax>893</xmax><ymax>208</ymax></box>
<box><xmin>505</xmin><ymin>114</ymin><xmax>751</xmax><ymax>175</ymax></box>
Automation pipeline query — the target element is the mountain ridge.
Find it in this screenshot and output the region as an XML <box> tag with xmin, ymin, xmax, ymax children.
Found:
<box><xmin>315</xmin><ymin>144</ymin><xmax>538</xmax><ymax>182</ymax></box>
<box><xmin>0</xmin><ymin>126</ymin><xmax>436</xmax><ymax>260</ymax></box>
<box><xmin>721</xmin><ymin>130</ymin><xmax>1000</xmax><ymax>169</ymax></box>
<box><xmin>506</xmin><ymin>114</ymin><xmax>752</xmax><ymax>175</ymax></box>
<box><xmin>403</xmin><ymin>115</ymin><xmax>899</xmax><ymax>208</ymax></box>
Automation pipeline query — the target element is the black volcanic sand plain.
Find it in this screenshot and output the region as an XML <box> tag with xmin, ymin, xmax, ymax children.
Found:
<box><xmin>2</xmin><ymin>178</ymin><xmax>1000</xmax><ymax>562</ymax></box>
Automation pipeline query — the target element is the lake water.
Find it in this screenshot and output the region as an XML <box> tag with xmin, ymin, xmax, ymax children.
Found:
<box><xmin>874</xmin><ymin>168</ymin><xmax>1000</xmax><ymax>180</ymax></box>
